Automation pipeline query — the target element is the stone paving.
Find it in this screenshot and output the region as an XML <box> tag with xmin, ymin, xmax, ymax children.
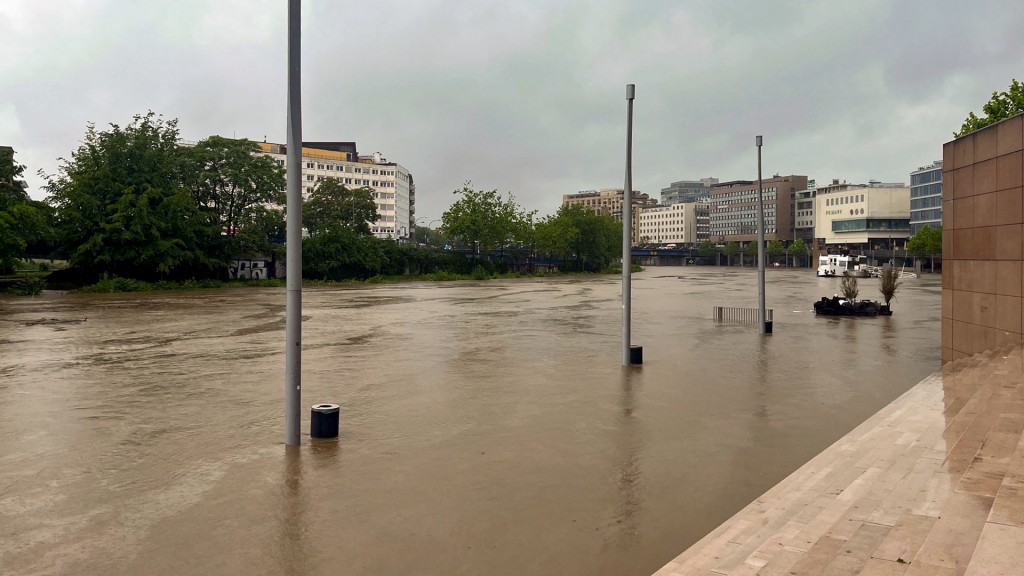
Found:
<box><xmin>653</xmin><ymin>346</ymin><xmax>1024</xmax><ymax>576</ymax></box>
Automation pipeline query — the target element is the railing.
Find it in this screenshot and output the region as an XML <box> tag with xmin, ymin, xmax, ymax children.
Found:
<box><xmin>713</xmin><ymin>306</ymin><xmax>773</xmax><ymax>323</ymax></box>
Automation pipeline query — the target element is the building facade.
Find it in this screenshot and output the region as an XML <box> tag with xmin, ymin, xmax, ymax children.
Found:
<box><xmin>794</xmin><ymin>185</ymin><xmax>816</xmax><ymax>243</ymax></box>
<box><xmin>660</xmin><ymin>178</ymin><xmax>719</xmax><ymax>206</ymax></box>
<box><xmin>257</xmin><ymin>141</ymin><xmax>415</xmax><ymax>240</ymax></box>
<box><xmin>708</xmin><ymin>175</ymin><xmax>807</xmax><ymax>243</ymax></box>
<box><xmin>814</xmin><ymin>180</ymin><xmax>910</xmax><ymax>250</ymax></box>
<box><xmin>910</xmin><ymin>160</ymin><xmax>943</xmax><ymax>234</ymax></box>
<box><xmin>561</xmin><ymin>188</ymin><xmax>657</xmax><ymax>243</ymax></box>
<box><xmin>637</xmin><ymin>201</ymin><xmax>709</xmax><ymax>245</ymax></box>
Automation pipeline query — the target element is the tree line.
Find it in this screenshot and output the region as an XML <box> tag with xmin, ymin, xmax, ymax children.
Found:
<box><xmin>2</xmin><ymin>112</ymin><xmax>625</xmax><ymax>287</ymax></box>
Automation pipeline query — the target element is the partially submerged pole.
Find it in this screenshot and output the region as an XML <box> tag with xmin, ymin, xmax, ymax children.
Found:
<box><xmin>285</xmin><ymin>0</ymin><xmax>302</xmax><ymax>445</ymax></box>
<box><xmin>756</xmin><ymin>135</ymin><xmax>768</xmax><ymax>335</ymax></box>
<box><xmin>622</xmin><ymin>84</ymin><xmax>635</xmax><ymax>365</ymax></box>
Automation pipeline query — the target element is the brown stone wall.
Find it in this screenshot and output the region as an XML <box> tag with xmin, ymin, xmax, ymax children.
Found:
<box><xmin>942</xmin><ymin>113</ymin><xmax>1024</xmax><ymax>363</ymax></box>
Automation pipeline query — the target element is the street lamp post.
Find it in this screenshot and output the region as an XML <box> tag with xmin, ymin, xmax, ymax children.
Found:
<box><xmin>756</xmin><ymin>135</ymin><xmax>768</xmax><ymax>335</ymax></box>
<box><xmin>284</xmin><ymin>0</ymin><xmax>302</xmax><ymax>446</ymax></box>
<box><xmin>622</xmin><ymin>84</ymin><xmax>637</xmax><ymax>365</ymax></box>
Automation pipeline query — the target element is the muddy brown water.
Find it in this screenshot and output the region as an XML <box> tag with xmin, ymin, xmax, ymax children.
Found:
<box><xmin>0</xmin><ymin>268</ymin><xmax>940</xmax><ymax>575</ymax></box>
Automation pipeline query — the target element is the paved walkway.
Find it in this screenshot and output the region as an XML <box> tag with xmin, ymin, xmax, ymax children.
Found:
<box><xmin>653</xmin><ymin>347</ymin><xmax>1024</xmax><ymax>576</ymax></box>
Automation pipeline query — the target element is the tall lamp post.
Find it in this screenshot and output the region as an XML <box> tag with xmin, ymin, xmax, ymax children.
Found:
<box><xmin>622</xmin><ymin>84</ymin><xmax>638</xmax><ymax>365</ymax></box>
<box><xmin>284</xmin><ymin>0</ymin><xmax>302</xmax><ymax>445</ymax></box>
<box><xmin>756</xmin><ymin>135</ymin><xmax>768</xmax><ymax>335</ymax></box>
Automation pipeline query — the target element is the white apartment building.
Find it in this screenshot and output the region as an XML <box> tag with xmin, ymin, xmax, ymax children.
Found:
<box><xmin>257</xmin><ymin>141</ymin><xmax>415</xmax><ymax>240</ymax></box>
<box><xmin>814</xmin><ymin>180</ymin><xmax>910</xmax><ymax>248</ymax></box>
<box><xmin>637</xmin><ymin>202</ymin><xmax>709</xmax><ymax>245</ymax></box>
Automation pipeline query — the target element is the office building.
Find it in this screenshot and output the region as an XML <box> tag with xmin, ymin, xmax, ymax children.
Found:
<box><xmin>660</xmin><ymin>178</ymin><xmax>719</xmax><ymax>206</ymax></box>
<box><xmin>708</xmin><ymin>175</ymin><xmax>808</xmax><ymax>243</ymax></box>
<box><xmin>910</xmin><ymin>160</ymin><xmax>943</xmax><ymax>234</ymax></box>
<box><xmin>561</xmin><ymin>188</ymin><xmax>657</xmax><ymax>243</ymax></box>
<box><xmin>814</xmin><ymin>180</ymin><xmax>910</xmax><ymax>250</ymax></box>
<box><xmin>637</xmin><ymin>201</ymin><xmax>709</xmax><ymax>245</ymax></box>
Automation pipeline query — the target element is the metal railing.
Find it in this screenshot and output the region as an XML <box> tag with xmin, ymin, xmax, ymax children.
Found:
<box><xmin>713</xmin><ymin>306</ymin><xmax>773</xmax><ymax>323</ymax></box>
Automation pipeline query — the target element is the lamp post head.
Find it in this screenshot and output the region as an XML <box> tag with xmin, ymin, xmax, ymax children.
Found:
<box><xmin>626</xmin><ymin>84</ymin><xmax>635</xmax><ymax>100</ymax></box>
<box><xmin>756</xmin><ymin>135</ymin><xmax>763</xmax><ymax>147</ymax></box>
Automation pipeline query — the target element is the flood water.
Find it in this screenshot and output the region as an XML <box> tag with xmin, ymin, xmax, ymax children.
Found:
<box><xmin>0</xmin><ymin>267</ymin><xmax>941</xmax><ymax>576</ymax></box>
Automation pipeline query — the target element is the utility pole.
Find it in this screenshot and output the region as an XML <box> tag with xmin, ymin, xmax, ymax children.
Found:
<box><xmin>622</xmin><ymin>84</ymin><xmax>635</xmax><ymax>365</ymax></box>
<box><xmin>756</xmin><ymin>135</ymin><xmax>768</xmax><ymax>335</ymax></box>
<box><xmin>285</xmin><ymin>0</ymin><xmax>302</xmax><ymax>445</ymax></box>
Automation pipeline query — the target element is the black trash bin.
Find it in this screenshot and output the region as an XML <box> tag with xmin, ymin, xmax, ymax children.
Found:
<box><xmin>310</xmin><ymin>404</ymin><xmax>340</xmax><ymax>438</ymax></box>
<box><xmin>629</xmin><ymin>345</ymin><xmax>643</xmax><ymax>365</ymax></box>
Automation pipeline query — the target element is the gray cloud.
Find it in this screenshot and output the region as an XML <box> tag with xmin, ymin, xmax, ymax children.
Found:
<box><xmin>2</xmin><ymin>1</ymin><xmax>1022</xmax><ymax>221</ymax></box>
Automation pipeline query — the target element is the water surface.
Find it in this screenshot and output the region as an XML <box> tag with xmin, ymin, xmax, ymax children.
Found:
<box><xmin>0</xmin><ymin>267</ymin><xmax>940</xmax><ymax>575</ymax></box>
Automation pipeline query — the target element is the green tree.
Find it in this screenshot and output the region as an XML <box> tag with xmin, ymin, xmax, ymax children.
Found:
<box><xmin>183</xmin><ymin>136</ymin><xmax>285</xmax><ymax>239</ymax></box>
<box><xmin>441</xmin><ymin>182</ymin><xmax>535</xmax><ymax>254</ymax></box>
<box><xmin>302</xmin><ymin>225</ymin><xmax>385</xmax><ymax>280</ymax></box>
<box><xmin>304</xmin><ymin>179</ymin><xmax>379</xmax><ymax>237</ymax></box>
<box><xmin>956</xmin><ymin>79</ymin><xmax>1024</xmax><ymax>137</ymax></box>
<box><xmin>534</xmin><ymin>204</ymin><xmax>620</xmax><ymax>272</ymax></box>
<box><xmin>723</xmin><ymin>241</ymin><xmax>739</xmax><ymax>266</ymax></box>
<box><xmin>1</xmin><ymin>147</ymin><xmax>50</xmax><ymax>274</ymax></box>
<box><xmin>697</xmin><ymin>240</ymin><xmax>716</xmax><ymax>263</ymax></box>
<box><xmin>413</xmin><ymin>224</ymin><xmax>443</xmax><ymax>246</ymax></box>
<box><xmin>766</xmin><ymin>239</ymin><xmax>785</xmax><ymax>265</ymax></box>
<box><xmin>789</xmin><ymin>238</ymin><xmax>809</xmax><ymax>267</ymax></box>
<box><xmin>907</xmin><ymin>225</ymin><xmax>942</xmax><ymax>272</ymax></box>
<box><xmin>43</xmin><ymin>112</ymin><xmax>219</xmax><ymax>280</ymax></box>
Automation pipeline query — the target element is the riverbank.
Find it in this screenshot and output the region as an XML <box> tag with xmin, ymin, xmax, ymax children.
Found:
<box><xmin>652</xmin><ymin>346</ymin><xmax>1024</xmax><ymax>576</ymax></box>
<box><xmin>1</xmin><ymin>266</ymin><xmax>642</xmax><ymax>295</ymax></box>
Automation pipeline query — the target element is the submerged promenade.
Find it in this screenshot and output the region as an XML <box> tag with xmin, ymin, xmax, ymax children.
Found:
<box><xmin>653</xmin><ymin>346</ymin><xmax>1024</xmax><ymax>576</ymax></box>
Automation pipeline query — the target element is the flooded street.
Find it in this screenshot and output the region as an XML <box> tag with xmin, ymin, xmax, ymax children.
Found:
<box><xmin>0</xmin><ymin>267</ymin><xmax>940</xmax><ymax>576</ymax></box>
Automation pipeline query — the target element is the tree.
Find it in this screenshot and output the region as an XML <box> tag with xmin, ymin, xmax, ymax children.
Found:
<box><xmin>533</xmin><ymin>204</ymin><xmax>620</xmax><ymax>272</ymax></box>
<box><xmin>304</xmin><ymin>179</ymin><xmax>379</xmax><ymax>237</ymax></box>
<box><xmin>906</xmin><ymin>225</ymin><xmax>942</xmax><ymax>272</ymax></box>
<box><xmin>840</xmin><ymin>275</ymin><xmax>859</xmax><ymax>301</ymax></box>
<box><xmin>441</xmin><ymin>182</ymin><xmax>535</xmax><ymax>254</ymax></box>
<box><xmin>697</xmin><ymin>241</ymin><xmax>716</xmax><ymax>262</ymax></box>
<box><xmin>789</xmin><ymin>239</ymin><xmax>809</xmax><ymax>267</ymax></box>
<box><xmin>302</xmin><ymin>225</ymin><xmax>385</xmax><ymax>280</ymax></box>
<box><xmin>43</xmin><ymin>112</ymin><xmax>219</xmax><ymax>280</ymax></box>
<box><xmin>183</xmin><ymin>136</ymin><xmax>285</xmax><ymax>239</ymax></box>
<box><xmin>878</xmin><ymin>266</ymin><xmax>903</xmax><ymax>309</ymax></box>
<box><xmin>956</xmin><ymin>79</ymin><xmax>1024</xmax><ymax>137</ymax></box>
<box><xmin>413</xmin><ymin>224</ymin><xmax>443</xmax><ymax>246</ymax></box>
<box><xmin>723</xmin><ymin>241</ymin><xmax>739</xmax><ymax>266</ymax></box>
<box><xmin>766</xmin><ymin>239</ymin><xmax>785</xmax><ymax>265</ymax></box>
<box><xmin>1</xmin><ymin>147</ymin><xmax>50</xmax><ymax>274</ymax></box>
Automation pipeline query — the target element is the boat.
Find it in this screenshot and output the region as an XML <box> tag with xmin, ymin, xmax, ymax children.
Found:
<box><xmin>813</xmin><ymin>296</ymin><xmax>882</xmax><ymax>317</ymax></box>
<box><xmin>816</xmin><ymin>254</ymin><xmax>870</xmax><ymax>277</ymax></box>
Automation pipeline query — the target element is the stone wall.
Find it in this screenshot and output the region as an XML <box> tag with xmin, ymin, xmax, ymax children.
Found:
<box><xmin>942</xmin><ymin>113</ymin><xmax>1024</xmax><ymax>363</ymax></box>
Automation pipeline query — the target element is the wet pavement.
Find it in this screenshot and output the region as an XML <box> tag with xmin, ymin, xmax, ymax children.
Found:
<box><xmin>0</xmin><ymin>267</ymin><xmax>940</xmax><ymax>575</ymax></box>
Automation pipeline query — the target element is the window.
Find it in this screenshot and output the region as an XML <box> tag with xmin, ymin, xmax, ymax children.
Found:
<box><xmin>305</xmin><ymin>162</ymin><xmax>314</xmax><ymax>169</ymax></box>
<box><xmin>305</xmin><ymin>175</ymin><xmax>313</xmax><ymax>181</ymax></box>
<box><xmin>317</xmin><ymin>164</ymin><xmax>325</xmax><ymax>170</ymax></box>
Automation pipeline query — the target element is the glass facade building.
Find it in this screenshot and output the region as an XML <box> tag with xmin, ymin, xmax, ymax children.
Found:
<box><xmin>910</xmin><ymin>161</ymin><xmax>943</xmax><ymax>234</ymax></box>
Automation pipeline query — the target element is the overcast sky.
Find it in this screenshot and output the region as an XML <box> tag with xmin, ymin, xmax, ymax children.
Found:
<box><xmin>2</xmin><ymin>1</ymin><xmax>1022</xmax><ymax>221</ymax></box>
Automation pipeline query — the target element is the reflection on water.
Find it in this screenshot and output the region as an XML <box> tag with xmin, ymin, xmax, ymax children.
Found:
<box><xmin>0</xmin><ymin>268</ymin><xmax>941</xmax><ymax>575</ymax></box>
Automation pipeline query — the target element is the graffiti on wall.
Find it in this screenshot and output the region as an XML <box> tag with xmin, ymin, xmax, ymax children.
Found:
<box><xmin>229</xmin><ymin>260</ymin><xmax>268</xmax><ymax>280</ymax></box>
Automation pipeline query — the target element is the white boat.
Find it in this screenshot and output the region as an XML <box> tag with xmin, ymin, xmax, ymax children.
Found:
<box><xmin>817</xmin><ymin>254</ymin><xmax>870</xmax><ymax>277</ymax></box>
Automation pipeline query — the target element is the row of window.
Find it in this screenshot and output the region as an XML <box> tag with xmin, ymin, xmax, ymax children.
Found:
<box><xmin>910</xmin><ymin>182</ymin><xmax>942</xmax><ymax>198</ymax></box>
<box><xmin>910</xmin><ymin>208</ymin><xmax>943</xmax><ymax>222</ymax></box>
<box><xmin>826</xmin><ymin>194</ymin><xmax>864</xmax><ymax>206</ymax></box>
<box><xmin>303</xmin><ymin>174</ymin><xmax>396</xmax><ymax>188</ymax></box>
<box><xmin>910</xmin><ymin>170</ymin><xmax>942</xmax><ymax>186</ymax></box>
<box><xmin>911</xmin><ymin>195</ymin><xmax>942</xmax><ymax>209</ymax></box>
<box><xmin>831</xmin><ymin>218</ymin><xmax>910</xmax><ymax>232</ymax></box>
<box><xmin>302</xmin><ymin>161</ymin><xmax>397</xmax><ymax>177</ymax></box>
